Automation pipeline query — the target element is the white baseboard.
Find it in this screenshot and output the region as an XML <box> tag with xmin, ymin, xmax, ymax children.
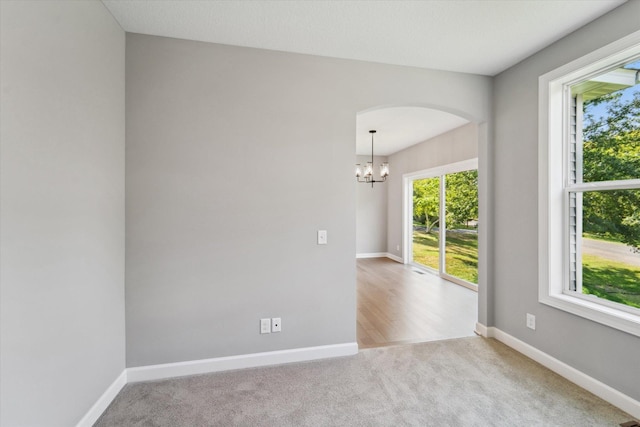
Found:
<box><xmin>356</xmin><ymin>252</ymin><xmax>403</xmax><ymax>263</ymax></box>
<box><xmin>127</xmin><ymin>342</ymin><xmax>359</xmax><ymax>383</ymax></box>
<box><xmin>81</xmin><ymin>327</ymin><xmax>640</xmax><ymax>423</ymax></box>
<box><xmin>474</xmin><ymin>322</ymin><xmax>488</xmax><ymax>337</ymax></box>
<box><xmin>356</xmin><ymin>252</ymin><xmax>388</xmax><ymax>259</ymax></box>
<box><xmin>75</xmin><ymin>370</ymin><xmax>127</xmax><ymax>427</ymax></box>
<box><xmin>475</xmin><ymin>323</ymin><xmax>640</xmax><ymax>419</ymax></box>
<box><xmin>385</xmin><ymin>253</ymin><xmax>403</xmax><ymax>263</ymax></box>
<box><xmin>78</xmin><ymin>343</ymin><xmax>358</xmax><ymax>422</ymax></box>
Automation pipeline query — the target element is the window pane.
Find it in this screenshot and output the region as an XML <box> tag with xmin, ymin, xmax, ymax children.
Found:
<box><xmin>444</xmin><ymin>170</ymin><xmax>478</xmax><ymax>284</ymax></box>
<box><xmin>412</xmin><ymin>177</ymin><xmax>439</xmax><ymax>270</ymax></box>
<box><xmin>580</xmin><ymin>189</ymin><xmax>640</xmax><ymax>309</ymax></box>
<box><xmin>575</xmin><ymin>58</ymin><xmax>640</xmax><ymax>183</ymax></box>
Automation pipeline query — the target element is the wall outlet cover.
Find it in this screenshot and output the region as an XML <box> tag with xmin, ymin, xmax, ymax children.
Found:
<box><xmin>272</xmin><ymin>317</ymin><xmax>281</xmax><ymax>332</ymax></box>
<box><xmin>526</xmin><ymin>313</ymin><xmax>536</xmax><ymax>330</ymax></box>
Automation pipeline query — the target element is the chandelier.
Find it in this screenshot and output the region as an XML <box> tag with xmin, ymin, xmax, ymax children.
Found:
<box><xmin>355</xmin><ymin>130</ymin><xmax>389</xmax><ymax>187</ymax></box>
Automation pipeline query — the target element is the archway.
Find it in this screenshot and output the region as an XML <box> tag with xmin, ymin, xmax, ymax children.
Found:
<box><xmin>354</xmin><ymin>105</ymin><xmax>488</xmax><ymax>348</ymax></box>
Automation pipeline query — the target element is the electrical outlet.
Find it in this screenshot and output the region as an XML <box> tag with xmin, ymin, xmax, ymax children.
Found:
<box><xmin>260</xmin><ymin>318</ymin><xmax>271</xmax><ymax>334</ymax></box>
<box><xmin>317</xmin><ymin>230</ymin><xmax>327</xmax><ymax>245</ymax></box>
<box><xmin>272</xmin><ymin>317</ymin><xmax>281</xmax><ymax>333</ymax></box>
<box><xmin>526</xmin><ymin>313</ymin><xmax>536</xmax><ymax>330</ymax></box>
<box><xmin>396</xmin><ymin>245</ymin><xmax>400</xmax><ymax>251</ymax></box>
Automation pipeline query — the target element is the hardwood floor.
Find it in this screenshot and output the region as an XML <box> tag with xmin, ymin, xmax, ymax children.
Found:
<box><xmin>357</xmin><ymin>257</ymin><xmax>478</xmax><ymax>349</ymax></box>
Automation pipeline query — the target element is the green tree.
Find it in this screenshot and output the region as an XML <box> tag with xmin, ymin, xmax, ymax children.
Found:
<box><xmin>583</xmin><ymin>90</ymin><xmax>640</xmax><ymax>251</ymax></box>
<box><xmin>413</xmin><ymin>171</ymin><xmax>479</xmax><ymax>232</ymax></box>
<box><xmin>413</xmin><ymin>177</ymin><xmax>439</xmax><ymax>233</ymax></box>
<box><xmin>445</xmin><ymin>170</ymin><xmax>478</xmax><ymax>228</ymax></box>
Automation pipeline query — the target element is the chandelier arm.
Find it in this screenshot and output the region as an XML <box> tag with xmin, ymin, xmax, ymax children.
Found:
<box><xmin>356</xmin><ymin>177</ymin><xmax>387</xmax><ymax>183</ymax></box>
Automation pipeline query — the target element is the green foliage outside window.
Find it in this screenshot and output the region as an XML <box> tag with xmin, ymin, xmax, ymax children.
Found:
<box><xmin>413</xmin><ymin>171</ymin><xmax>478</xmax><ymax>232</ymax></box>
<box><xmin>583</xmin><ymin>90</ymin><xmax>640</xmax><ymax>252</ymax></box>
<box><xmin>413</xmin><ymin>177</ymin><xmax>440</xmax><ymax>232</ymax></box>
<box><xmin>445</xmin><ymin>170</ymin><xmax>478</xmax><ymax>229</ymax></box>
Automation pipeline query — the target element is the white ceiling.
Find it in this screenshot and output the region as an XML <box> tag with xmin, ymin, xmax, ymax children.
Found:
<box><xmin>102</xmin><ymin>0</ymin><xmax>626</xmax><ymax>155</ymax></box>
<box><xmin>102</xmin><ymin>0</ymin><xmax>625</xmax><ymax>76</ymax></box>
<box><xmin>356</xmin><ymin>108</ymin><xmax>469</xmax><ymax>156</ymax></box>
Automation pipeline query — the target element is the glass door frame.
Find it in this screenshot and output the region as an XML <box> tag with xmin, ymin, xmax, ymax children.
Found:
<box><xmin>402</xmin><ymin>158</ymin><xmax>479</xmax><ymax>291</ymax></box>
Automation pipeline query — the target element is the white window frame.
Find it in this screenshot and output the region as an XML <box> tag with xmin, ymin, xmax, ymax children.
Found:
<box><xmin>538</xmin><ymin>30</ymin><xmax>640</xmax><ymax>337</ymax></box>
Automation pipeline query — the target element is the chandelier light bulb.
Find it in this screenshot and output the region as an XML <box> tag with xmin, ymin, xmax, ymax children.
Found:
<box><xmin>380</xmin><ymin>162</ymin><xmax>389</xmax><ymax>178</ymax></box>
<box><xmin>364</xmin><ymin>162</ymin><xmax>373</xmax><ymax>178</ymax></box>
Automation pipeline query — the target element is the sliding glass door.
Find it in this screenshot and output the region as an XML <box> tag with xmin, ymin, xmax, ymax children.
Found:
<box><xmin>443</xmin><ymin>170</ymin><xmax>478</xmax><ymax>285</ymax></box>
<box><xmin>412</xmin><ymin>177</ymin><xmax>440</xmax><ymax>271</ymax></box>
<box><xmin>407</xmin><ymin>161</ymin><xmax>478</xmax><ymax>288</ymax></box>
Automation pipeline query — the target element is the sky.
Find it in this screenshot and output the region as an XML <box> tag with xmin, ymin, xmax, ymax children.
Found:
<box><xmin>584</xmin><ymin>59</ymin><xmax>639</xmax><ymax>125</ymax></box>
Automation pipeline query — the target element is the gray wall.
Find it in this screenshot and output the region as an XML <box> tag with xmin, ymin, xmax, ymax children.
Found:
<box><xmin>356</xmin><ymin>155</ymin><xmax>388</xmax><ymax>255</ymax></box>
<box><xmin>126</xmin><ymin>34</ymin><xmax>492</xmax><ymax>367</ymax></box>
<box><xmin>0</xmin><ymin>1</ymin><xmax>126</xmax><ymax>426</ymax></box>
<box><xmin>2</xmin><ymin>0</ymin><xmax>638</xmax><ymax>421</ymax></box>
<box><xmin>387</xmin><ymin>123</ymin><xmax>479</xmax><ymax>259</ymax></box>
<box><xmin>492</xmin><ymin>0</ymin><xmax>640</xmax><ymax>401</ymax></box>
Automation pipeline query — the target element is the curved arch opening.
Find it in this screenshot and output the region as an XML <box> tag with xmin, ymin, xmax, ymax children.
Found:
<box><xmin>355</xmin><ymin>105</ymin><xmax>471</xmax><ymax>156</ymax></box>
<box><xmin>355</xmin><ymin>104</ymin><xmax>486</xmax><ymax>349</ymax></box>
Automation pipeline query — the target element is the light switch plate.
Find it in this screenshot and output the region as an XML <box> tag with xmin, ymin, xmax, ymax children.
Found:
<box><xmin>317</xmin><ymin>230</ymin><xmax>327</xmax><ymax>245</ymax></box>
<box><xmin>260</xmin><ymin>318</ymin><xmax>271</xmax><ymax>334</ymax></box>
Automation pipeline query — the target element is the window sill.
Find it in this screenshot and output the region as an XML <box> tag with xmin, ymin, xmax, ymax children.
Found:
<box><xmin>540</xmin><ymin>291</ymin><xmax>640</xmax><ymax>338</ymax></box>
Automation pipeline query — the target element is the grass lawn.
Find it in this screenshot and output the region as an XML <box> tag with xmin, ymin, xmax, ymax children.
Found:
<box><xmin>412</xmin><ymin>230</ymin><xmax>640</xmax><ymax>309</ymax></box>
<box><xmin>583</xmin><ymin>253</ymin><xmax>640</xmax><ymax>309</ymax></box>
<box><xmin>412</xmin><ymin>229</ymin><xmax>478</xmax><ymax>284</ymax></box>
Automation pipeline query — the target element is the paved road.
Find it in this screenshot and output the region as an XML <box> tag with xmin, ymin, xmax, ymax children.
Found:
<box><xmin>582</xmin><ymin>238</ymin><xmax>640</xmax><ymax>267</ymax></box>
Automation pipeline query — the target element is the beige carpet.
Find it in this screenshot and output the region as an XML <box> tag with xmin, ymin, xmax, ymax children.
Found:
<box><xmin>95</xmin><ymin>337</ymin><xmax>632</xmax><ymax>426</ymax></box>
